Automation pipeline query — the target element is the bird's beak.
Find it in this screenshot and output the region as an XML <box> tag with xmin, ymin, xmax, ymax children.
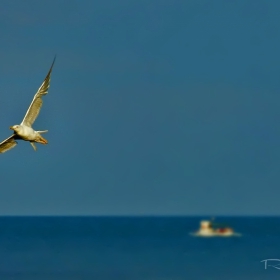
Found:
<box><xmin>9</xmin><ymin>126</ymin><xmax>14</xmax><ymax>130</ymax></box>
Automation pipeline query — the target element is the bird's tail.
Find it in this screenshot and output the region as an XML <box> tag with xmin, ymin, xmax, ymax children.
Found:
<box><xmin>37</xmin><ymin>130</ymin><xmax>48</xmax><ymax>134</ymax></box>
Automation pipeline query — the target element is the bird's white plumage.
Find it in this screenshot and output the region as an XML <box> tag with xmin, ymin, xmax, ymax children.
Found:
<box><xmin>0</xmin><ymin>57</ymin><xmax>56</xmax><ymax>154</ymax></box>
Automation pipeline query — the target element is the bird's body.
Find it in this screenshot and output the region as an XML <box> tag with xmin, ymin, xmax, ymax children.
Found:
<box><xmin>0</xmin><ymin>57</ymin><xmax>55</xmax><ymax>153</ymax></box>
<box><xmin>10</xmin><ymin>124</ymin><xmax>47</xmax><ymax>142</ymax></box>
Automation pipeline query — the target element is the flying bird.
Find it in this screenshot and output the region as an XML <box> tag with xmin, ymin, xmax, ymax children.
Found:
<box><xmin>0</xmin><ymin>57</ymin><xmax>56</xmax><ymax>154</ymax></box>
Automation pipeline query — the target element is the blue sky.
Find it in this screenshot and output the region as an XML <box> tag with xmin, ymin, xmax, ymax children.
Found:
<box><xmin>1</xmin><ymin>0</ymin><xmax>280</xmax><ymax>215</ymax></box>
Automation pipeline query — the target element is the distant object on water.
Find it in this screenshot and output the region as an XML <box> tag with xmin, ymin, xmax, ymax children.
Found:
<box><xmin>190</xmin><ymin>219</ymin><xmax>241</xmax><ymax>237</ymax></box>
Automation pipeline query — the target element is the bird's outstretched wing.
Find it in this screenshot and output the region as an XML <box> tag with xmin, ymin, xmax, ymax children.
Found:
<box><xmin>0</xmin><ymin>135</ymin><xmax>17</xmax><ymax>153</ymax></box>
<box><xmin>21</xmin><ymin>57</ymin><xmax>56</xmax><ymax>127</ymax></box>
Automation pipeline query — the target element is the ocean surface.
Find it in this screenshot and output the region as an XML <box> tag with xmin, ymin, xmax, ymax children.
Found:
<box><xmin>0</xmin><ymin>216</ymin><xmax>279</xmax><ymax>280</ymax></box>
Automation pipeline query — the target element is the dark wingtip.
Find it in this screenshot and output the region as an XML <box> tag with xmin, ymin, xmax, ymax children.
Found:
<box><xmin>51</xmin><ymin>55</ymin><xmax>56</xmax><ymax>69</ymax></box>
<box><xmin>45</xmin><ymin>55</ymin><xmax>56</xmax><ymax>78</ymax></box>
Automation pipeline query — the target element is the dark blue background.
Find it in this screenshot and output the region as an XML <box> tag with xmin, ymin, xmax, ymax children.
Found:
<box><xmin>0</xmin><ymin>1</ymin><xmax>280</xmax><ymax>215</ymax></box>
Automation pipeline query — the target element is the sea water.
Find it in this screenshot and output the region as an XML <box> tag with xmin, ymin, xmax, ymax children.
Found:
<box><xmin>0</xmin><ymin>216</ymin><xmax>279</xmax><ymax>279</ymax></box>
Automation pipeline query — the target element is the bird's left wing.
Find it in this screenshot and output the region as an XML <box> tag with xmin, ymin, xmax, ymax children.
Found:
<box><xmin>0</xmin><ymin>135</ymin><xmax>17</xmax><ymax>154</ymax></box>
<box><xmin>21</xmin><ymin>57</ymin><xmax>56</xmax><ymax>127</ymax></box>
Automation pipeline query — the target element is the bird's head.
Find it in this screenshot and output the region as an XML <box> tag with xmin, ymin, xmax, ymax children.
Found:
<box><xmin>10</xmin><ymin>125</ymin><xmax>20</xmax><ymax>132</ymax></box>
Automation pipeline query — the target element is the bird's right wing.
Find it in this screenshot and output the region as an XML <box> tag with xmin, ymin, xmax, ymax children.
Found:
<box><xmin>0</xmin><ymin>135</ymin><xmax>17</xmax><ymax>154</ymax></box>
<box><xmin>21</xmin><ymin>57</ymin><xmax>56</xmax><ymax>127</ymax></box>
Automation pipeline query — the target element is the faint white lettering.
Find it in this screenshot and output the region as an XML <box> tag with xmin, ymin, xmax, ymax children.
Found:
<box><xmin>261</xmin><ymin>259</ymin><xmax>280</xmax><ymax>270</ymax></box>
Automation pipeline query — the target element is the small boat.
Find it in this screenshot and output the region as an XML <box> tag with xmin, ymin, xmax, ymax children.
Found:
<box><xmin>190</xmin><ymin>219</ymin><xmax>241</xmax><ymax>237</ymax></box>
